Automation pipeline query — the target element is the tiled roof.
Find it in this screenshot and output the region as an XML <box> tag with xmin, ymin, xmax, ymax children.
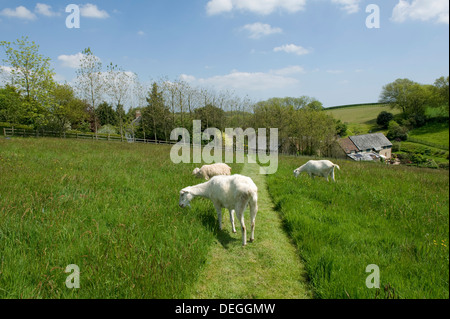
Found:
<box><xmin>349</xmin><ymin>133</ymin><xmax>392</xmax><ymax>152</ymax></box>
<box><xmin>339</xmin><ymin>137</ymin><xmax>359</xmax><ymax>154</ymax></box>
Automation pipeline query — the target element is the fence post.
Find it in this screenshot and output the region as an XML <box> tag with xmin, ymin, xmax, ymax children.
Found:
<box><xmin>3</xmin><ymin>127</ymin><xmax>5</xmax><ymax>136</ymax></box>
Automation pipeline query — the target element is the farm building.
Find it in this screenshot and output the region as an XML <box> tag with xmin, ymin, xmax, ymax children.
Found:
<box><xmin>339</xmin><ymin>133</ymin><xmax>393</xmax><ymax>161</ymax></box>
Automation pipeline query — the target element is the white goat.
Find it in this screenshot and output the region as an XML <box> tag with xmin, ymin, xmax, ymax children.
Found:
<box><xmin>179</xmin><ymin>174</ymin><xmax>258</xmax><ymax>246</ymax></box>
<box><xmin>192</xmin><ymin>163</ymin><xmax>232</xmax><ymax>180</ymax></box>
<box><xmin>293</xmin><ymin>160</ymin><xmax>340</xmax><ymax>182</ymax></box>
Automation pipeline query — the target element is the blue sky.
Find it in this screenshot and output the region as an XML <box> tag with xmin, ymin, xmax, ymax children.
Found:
<box><xmin>0</xmin><ymin>0</ymin><xmax>448</xmax><ymax>107</ymax></box>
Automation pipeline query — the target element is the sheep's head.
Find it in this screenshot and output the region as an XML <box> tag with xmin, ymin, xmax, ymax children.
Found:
<box><xmin>179</xmin><ymin>189</ymin><xmax>193</xmax><ymax>208</ymax></box>
<box><xmin>293</xmin><ymin>169</ymin><xmax>300</xmax><ymax>178</ymax></box>
<box><xmin>192</xmin><ymin>168</ymin><xmax>202</xmax><ymax>178</ymax></box>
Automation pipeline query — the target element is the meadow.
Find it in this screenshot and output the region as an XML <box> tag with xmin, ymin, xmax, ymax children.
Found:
<box><xmin>0</xmin><ymin>137</ymin><xmax>242</xmax><ymax>298</ymax></box>
<box><xmin>325</xmin><ymin>104</ymin><xmax>401</xmax><ymax>135</ymax></box>
<box><xmin>266</xmin><ymin>155</ymin><xmax>449</xmax><ymax>298</ymax></box>
<box><xmin>0</xmin><ymin>137</ymin><xmax>448</xmax><ymax>299</ymax></box>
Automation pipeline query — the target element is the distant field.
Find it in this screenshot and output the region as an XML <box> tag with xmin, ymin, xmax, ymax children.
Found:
<box><xmin>325</xmin><ymin>104</ymin><xmax>401</xmax><ymax>135</ymax></box>
<box><xmin>267</xmin><ymin>156</ymin><xmax>449</xmax><ymax>299</ymax></box>
<box><xmin>409</xmin><ymin>122</ymin><xmax>449</xmax><ymax>149</ymax></box>
<box><xmin>0</xmin><ymin>138</ymin><xmax>242</xmax><ymax>298</ymax></box>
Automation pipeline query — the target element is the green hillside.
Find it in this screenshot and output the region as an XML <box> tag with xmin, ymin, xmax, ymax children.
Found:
<box><xmin>326</xmin><ymin>103</ymin><xmax>449</xmax><ymax>167</ymax></box>
<box><xmin>325</xmin><ymin>103</ymin><xmax>401</xmax><ymax>136</ymax></box>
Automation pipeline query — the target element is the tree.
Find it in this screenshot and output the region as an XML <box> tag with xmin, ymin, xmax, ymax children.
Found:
<box><xmin>379</xmin><ymin>78</ymin><xmax>434</xmax><ymax>127</ymax></box>
<box><xmin>0</xmin><ymin>85</ymin><xmax>25</xmax><ymax>124</ymax></box>
<box><xmin>96</xmin><ymin>101</ymin><xmax>118</xmax><ymax>127</ymax></box>
<box><xmin>376</xmin><ymin>111</ymin><xmax>394</xmax><ymax>129</ymax></box>
<box><xmin>0</xmin><ymin>36</ymin><xmax>55</xmax><ymax>102</ymax></box>
<box><xmin>142</xmin><ymin>82</ymin><xmax>170</xmax><ymax>141</ymax></box>
<box><xmin>50</xmin><ymin>83</ymin><xmax>89</xmax><ymax>132</ymax></box>
<box><xmin>387</xmin><ymin>120</ymin><xmax>408</xmax><ymax>141</ymax></box>
<box><xmin>194</xmin><ymin>104</ymin><xmax>225</xmax><ymax>131</ymax></box>
<box><xmin>106</xmin><ymin>63</ymin><xmax>134</xmax><ymax>136</ymax></box>
<box><xmin>0</xmin><ymin>36</ymin><xmax>56</xmax><ymax>127</ymax></box>
<box><xmin>75</xmin><ymin>48</ymin><xmax>104</xmax><ymax>133</ymax></box>
<box><xmin>434</xmin><ymin>76</ymin><xmax>449</xmax><ymax>114</ymax></box>
<box><xmin>335</xmin><ymin>119</ymin><xmax>347</xmax><ymax>136</ymax></box>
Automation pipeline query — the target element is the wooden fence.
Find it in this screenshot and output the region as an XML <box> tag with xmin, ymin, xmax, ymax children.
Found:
<box><xmin>2</xmin><ymin>127</ymin><xmax>177</xmax><ymax>145</ymax></box>
<box><xmin>3</xmin><ymin>127</ymin><xmax>283</xmax><ymax>157</ymax></box>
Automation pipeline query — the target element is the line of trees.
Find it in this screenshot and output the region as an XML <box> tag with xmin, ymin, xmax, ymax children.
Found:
<box><xmin>2</xmin><ymin>37</ymin><xmax>447</xmax><ymax>157</ymax></box>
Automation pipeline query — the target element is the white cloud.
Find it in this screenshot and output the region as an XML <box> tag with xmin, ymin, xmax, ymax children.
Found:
<box><xmin>242</xmin><ymin>22</ymin><xmax>282</xmax><ymax>39</ymax></box>
<box><xmin>206</xmin><ymin>0</ymin><xmax>306</xmax><ymax>15</ymax></box>
<box><xmin>80</xmin><ymin>4</ymin><xmax>109</xmax><ymax>19</ymax></box>
<box><xmin>179</xmin><ymin>66</ymin><xmax>304</xmax><ymax>92</ymax></box>
<box><xmin>273</xmin><ymin>44</ymin><xmax>310</xmax><ymax>56</ymax></box>
<box><xmin>137</xmin><ymin>30</ymin><xmax>146</xmax><ymax>36</ymax></box>
<box><xmin>35</xmin><ymin>3</ymin><xmax>59</xmax><ymax>17</ymax></box>
<box><xmin>0</xmin><ymin>6</ymin><xmax>36</xmax><ymax>20</ymax></box>
<box><xmin>271</xmin><ymin>65</ymin><xmax>305</xmax><ymax>76</ymax></box>
<box><xmin>57</xmin><ymin>52</ymin><xmax>101</xmax><ymax>69</ymax></box>
<box><xmin>391</xmin><ymin>0</ymin><xmax>449</xmax><ymax>24</ymax></box>
<box><xmin>331</xmin><ymin>0</ymin><xmax>361</xmax><ymax>14</ymax></box>
<box><xmin>206</xmin><ymin>0</ymin><xmax>233</xmax><ymax>15</ymax></box>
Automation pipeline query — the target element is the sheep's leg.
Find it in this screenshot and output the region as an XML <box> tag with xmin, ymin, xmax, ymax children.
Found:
<box><xmin>248</xmin><ymin>197</ymin><xmax>258</xmax><ymax>243</ymax></box>
<box><xmin>229</xmin><ymin>209</ymin><xmax>236</xmax><ymax>233</ymax></box>
<box><xmin>235</xmin><ymin>205</ymin><xmax>247</xmax><ymax>246</ymax></box>
<box><xmin>213</xmin><ymin>202</ymin><xmax>223</xmax><ymax>230</ymax></box>
<box><xmin>330</xmin><ymin>169</ymin><xmax>335</xmax><ymax>182</ymax></box>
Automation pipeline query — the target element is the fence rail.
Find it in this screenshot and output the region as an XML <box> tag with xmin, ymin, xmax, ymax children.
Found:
<box><xmin>2</xmin><ymin>127</ymin><xmax>280</xmax><ymax>155</ymax></box>
<box><xmin>2</xmin><ymin>127</ymin><xmax>178</xmax><ymax>145</ymax></box>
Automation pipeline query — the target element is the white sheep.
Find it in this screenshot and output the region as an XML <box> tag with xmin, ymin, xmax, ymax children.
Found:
<box><xmin>179</xmin><ymin>174</ymin><xmax>258</xmax><ymax>246</ymax></box>
<box><xmin>192</xmin><ymin>163</ymin><xmax>232</xmax><ymax>180</ymax></box>
<box><xmin>293</xmin><ymin>160</ymin><xmax>340</xmax><ymax>182</ymax></box>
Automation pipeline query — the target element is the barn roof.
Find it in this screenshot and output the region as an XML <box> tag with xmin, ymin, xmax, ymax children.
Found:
<box><xmin>339</xmin><ymin>137</ymin><xmax>359</xmax><ymax>154</ymax></box>
<box><xmin>349</xmin><ymin>133</ymin><xmax>392</xmax><ymax>152</ymax></box>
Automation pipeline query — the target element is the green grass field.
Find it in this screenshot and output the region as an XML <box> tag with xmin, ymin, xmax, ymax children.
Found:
<box><xmin>325</xmin><ymin>104</ymin><xmax>401</xmax><ymax>136</ymax></box>
<box><xmin>409</xmin><ymin>122</ymin><xmax>449</xmax><ymax>149</ymax></box>
<box><xmin>266</xmin><ymin>156</ymin><xmax>449</xmax><ymax>299</ymax></box>
<box><xmin>0</xmin><ymin>138</ymin><xmax>242</xmax><ymax>298</ymax></box>
<box><xmin>1</xmin><ymin>137</ymin><xmax>448</xmax><ymax>299</ymax></box>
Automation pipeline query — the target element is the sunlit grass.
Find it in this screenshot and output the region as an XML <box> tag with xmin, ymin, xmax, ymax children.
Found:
<box><xmin>0</xmin><ymin>137</ymin><xmax>242</xmax><ymax>298</ymax></box>
<box><xmin>267</xmin><ymin>155</ymin><xmax>449</xmax><ymax>299</ymax></box>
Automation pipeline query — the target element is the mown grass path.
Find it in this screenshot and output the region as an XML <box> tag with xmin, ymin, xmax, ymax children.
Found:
<box><xmin>190</xmin><ymin>161</ymin><xmax>311</xmax><ymax>299</ymax></box>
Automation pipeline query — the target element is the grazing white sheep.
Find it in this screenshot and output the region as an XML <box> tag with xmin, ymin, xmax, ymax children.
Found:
<box><xmin>293</xmin><ymin>160</ymin><xmax>340</xmax><ymax>182</ymax></box>
<box><xmin>179</xmin><ymin>174</ymin><xmax>258</xmax><ymax>246</ymax></box>
<box><xmin>192</xmin><ymin>163</ymin><xmax>232</xmax><ymax>180</ymax></box>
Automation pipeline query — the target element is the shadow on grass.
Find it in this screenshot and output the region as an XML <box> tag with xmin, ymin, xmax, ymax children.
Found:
<box><xmin>199</xmin><ymin>211</ymin><xmax>238</xmax><ymax>249</ymax></box>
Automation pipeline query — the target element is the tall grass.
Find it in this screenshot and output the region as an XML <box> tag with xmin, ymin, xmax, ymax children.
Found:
<box><xmin>267</xmin><ymin>156</ymin><xmax>449</xmax><ymax>299</ymax></box>
<box><xmin>0</xmin><ymin>138</ymin><xmax>242</xmax><ymax>298</ymax></box>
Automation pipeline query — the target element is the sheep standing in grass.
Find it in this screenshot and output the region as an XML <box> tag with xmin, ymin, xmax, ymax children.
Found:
<box><xmin>192</xmin><ymin>163</ymin><xmax>232</xmax><ymax>180</ymax></box>
<box><xmin>179</xmin><ymin>174</ymin><xmax>258</xmax><ymax>246</ymax></box>
<box><xmin>293</xmin><ymin>160</ymin><xmax>340</xmax><ymax>182</ymax></box>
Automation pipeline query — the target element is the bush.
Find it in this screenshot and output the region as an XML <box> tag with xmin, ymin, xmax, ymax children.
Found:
<box><xmin>377</xmin><ymin>111</ymin><xmax>394</xmax><ymax>128</ymax></box>
<box><xmin>98</xmin><ymin>124</ymin><xmax>118</xmax><ymax>135</ymax></box>
<box><xmin>387</xmin><ymin>120</ymin><xmax>409</xmax><ymax>141</ymax></box>
<box><xmin>0</xmin><ymin>122</ymin><xmax>34</xmax><ymax>130</ymax></box>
